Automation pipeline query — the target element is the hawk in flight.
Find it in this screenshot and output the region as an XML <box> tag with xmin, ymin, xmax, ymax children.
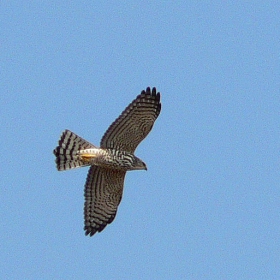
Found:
<box><xmin>53</xmin><ymin>87</ymin><xmax>161</xmax><ymax>236</ymax></box>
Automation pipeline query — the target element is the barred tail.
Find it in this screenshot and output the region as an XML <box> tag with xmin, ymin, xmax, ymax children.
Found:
<box><xmin>53</xmin><ymin>129</ymin><xmax>96</xmax><ymax>171</ymax></box>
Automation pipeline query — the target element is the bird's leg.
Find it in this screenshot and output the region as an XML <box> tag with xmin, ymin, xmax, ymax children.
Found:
<box><xmin>78</xmin><ymin>149</ymin><xmax>100</xmax><ymax>162</ymax></box>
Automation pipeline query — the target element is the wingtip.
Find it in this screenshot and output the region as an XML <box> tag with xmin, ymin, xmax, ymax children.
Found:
<box><xmin>84</xmin><ymin>226</ymin><xmax>97</xmax><ymax>237</ymax></box>
<box><xmin>156</xmin><ymin>91</ymin><xmax>160</xmax><ymax>101</ymax></box>
<box><xmin>143</xmin><ymin>87</ymin><xmax>160</xmax><ymax>98</ymax></box>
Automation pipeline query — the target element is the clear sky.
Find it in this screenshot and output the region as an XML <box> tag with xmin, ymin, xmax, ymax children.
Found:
<box><xmin>1</xmin><ymin>2</ymin><xmax>279</xmax><ymax>279</ymax></box>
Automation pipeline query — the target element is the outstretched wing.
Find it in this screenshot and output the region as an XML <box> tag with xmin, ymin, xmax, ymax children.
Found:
<box><xmin>84</xmin><ymin>165</ymin><xmax>126</xmax><ymax>236</ymax></box>
<box><xmin>100</xmin><ymin>87</ymin><xmax>161</xmax><ymax>153</ymax></box>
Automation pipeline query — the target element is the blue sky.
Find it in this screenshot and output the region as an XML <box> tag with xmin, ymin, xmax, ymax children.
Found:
<box><xmin>1</xmin><ymin>1</ymin><xmax>279</xmax><ymax>279</ymax></box>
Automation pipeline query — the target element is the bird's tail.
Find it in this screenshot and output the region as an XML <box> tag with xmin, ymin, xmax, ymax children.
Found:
<box><xmin>53</xmin><ymin>129</ymin><xmax>97</xmax><ymax>171</ymax></box>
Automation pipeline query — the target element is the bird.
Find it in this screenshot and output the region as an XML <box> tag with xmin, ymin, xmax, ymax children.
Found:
<box><xmin>53</xmin><ymin>87</ymin><xmax>161</xmax><ymax>236</ymax></box>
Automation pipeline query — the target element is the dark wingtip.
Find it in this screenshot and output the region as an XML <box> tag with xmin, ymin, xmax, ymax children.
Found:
<box><xmin>152</xmin><ymin>87</ymin><xmax>157</xmax><ymax>96</ymax></box>
<box><xmin>143</xmin><ymin>87</ymin><xmax>160</xmax><ymax>99</ymax></box>
<box><xmin>84</xmin><ymin>226</ymin><xmax>97</xmax><ymax>237</ymax></box>
<box><xmin>141</xmin><ymin>87</ymin><xmax>161</xmax><ymax>107</ymax></box>
<box><xmin>156</xmin><ymin>92</ymin><xmax>160</xmax><ymax>101</ymax></box>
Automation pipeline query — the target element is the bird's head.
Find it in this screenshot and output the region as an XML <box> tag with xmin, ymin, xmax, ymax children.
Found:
<box><xmin>131</xmin><ymin>156</ymin><xmax>147</xmax><ymax>171</ymax></box>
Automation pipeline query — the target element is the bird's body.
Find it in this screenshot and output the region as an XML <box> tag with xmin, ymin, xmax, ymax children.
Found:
<box><xmin>55</xmin><ymin>134</ymin><xmax>146</xmax><ymax>171</ymax></box>
<box><xmin>53</xmin><ymin>87</ymin><xmax>161</xmax><ymax>236</ymax></box>
<box><xmin>80</xmin><ymin>148</ymin><xmax>143</xmax><ymax>171</ymax></box>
